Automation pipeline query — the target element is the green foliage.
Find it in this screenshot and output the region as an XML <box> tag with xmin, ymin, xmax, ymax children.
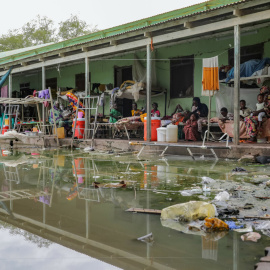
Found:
<box><xmin>0</xmin><ymin>30</ymin><xmax>28</xmax><ymax>51</ymax></box>
<box><xmin>0</xmin><ymin>15</ymin><xmax>98</xmax><ymax>52</ymax></box>
<box><xmin>58</xmin><ymin>14</ymin><xmax>98</xmax><ymax>41</ymax></box>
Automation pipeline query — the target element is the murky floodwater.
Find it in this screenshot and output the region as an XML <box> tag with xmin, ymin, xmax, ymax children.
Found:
<box><xmin>0</xmin><ymin>148</ymin><xmax>269</xmax><ymax>270</ymax></box>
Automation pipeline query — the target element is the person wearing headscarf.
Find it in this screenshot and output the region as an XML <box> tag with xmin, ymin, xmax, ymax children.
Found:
<box><xmin>49</xmin><ymin>101</ymin><xmax>72</xmax><ymax>134</ymax></box>
<box><xmin>49</xmin><ymin>101</ymin><xmax>63</xmax><ymax>126</ymax></box>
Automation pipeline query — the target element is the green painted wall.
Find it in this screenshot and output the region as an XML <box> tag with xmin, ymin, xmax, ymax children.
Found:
<box><xmin>6</xmin><ymin>25</ymin><xmax>270</xmax><ymax>118</ymax></box>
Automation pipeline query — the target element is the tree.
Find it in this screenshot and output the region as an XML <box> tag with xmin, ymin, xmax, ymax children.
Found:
<box><xmin>0</xmin><ymin>30</ymin><xmax>28</xmax><ymax>51</ymax></box>
<box><xmin>22</xmin><ymin>15</ymin><xmax>57</xmax><ymax>45</ymax></box>
<box><xmin>58</xmin><ymin>14</ymin><xmax>98</xmax><ymax>41</ymax></box>
<box><xmin>0</xmin><ymin>15</ymin><xmax>98</xmax><ymax>52</ymax></box>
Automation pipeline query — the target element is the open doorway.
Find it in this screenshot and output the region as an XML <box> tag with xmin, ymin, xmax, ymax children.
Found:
<box><xmin>114</xmin><ymin>66</ymin><xmax>133</xmax><ymax>117</ymax></box>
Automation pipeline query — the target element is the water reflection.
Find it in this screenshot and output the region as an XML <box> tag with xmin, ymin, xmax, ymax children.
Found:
<box><xmin>0</xmin><ymin>150</ymin><xmax>268</xmax><ymax>269</ymax></box>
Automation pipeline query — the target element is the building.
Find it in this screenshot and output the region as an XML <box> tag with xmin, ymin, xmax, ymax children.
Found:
<box><xmin>0</xmin><ymin>0</ymin><xmax>270</xmax><ymax>144</ymax></box>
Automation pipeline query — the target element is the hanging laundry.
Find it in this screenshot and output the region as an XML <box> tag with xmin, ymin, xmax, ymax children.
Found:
<box><xmin>99</xmin><ymin>93</ymin><xmax>105</xmax><ymax>107</ymax></box>
<box><xmin>202</xmin><ymin>56</ymin><xmax>219</xmax><ymax>96</ymax></box>
<box><xmin>92</xmin><ymin>83</ymin><xmax>100</xmax><ymax>92</ymax></box>
<box><xmin>98</xmin><ymin>84</ymin><xmax>106</xmax><ymax>92</ymax></box>
<box><xmin>110</xmin><ymin>87</ymin><xmax>119</xmax><ymax>109</ymax></box>
<box><xmin>66</xmin><ymin>92</ymin><xmax>85</xmax><ymax>116</ymax></box>
<box><xmin>0</xmin><ymin>67</ymin><xmax>12</xmax><ymax>89</ymax></box>
<box><xmin>38</xmin><ymin>89</ymin><xmax>50</xmax><ymax>107</ymax></box>
<box><xmin>1</xmin><ymin>85</ymin><xmax>8</xmax><ymax>98</ymax></box>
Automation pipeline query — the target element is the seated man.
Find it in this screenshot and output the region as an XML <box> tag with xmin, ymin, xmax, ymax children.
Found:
<box><xmin>192</xmin><ymin>97</ymin><xmax>209</xmax><ymax>133</ymax></box>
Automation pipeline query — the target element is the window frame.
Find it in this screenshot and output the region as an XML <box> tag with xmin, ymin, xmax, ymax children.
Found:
<box><xmin>170</xmin><ymin>55</ymin><xmax>194</xmax><ymax>99</ymax></box>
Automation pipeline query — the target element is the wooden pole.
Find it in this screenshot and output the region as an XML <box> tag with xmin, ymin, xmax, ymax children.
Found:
<box><xmin>146</xmin><ymin>44</ymin><xmax>152</xmax><ymax>142</ymax></box>
<box><xmin>207</xmin><ymin>94</ymin><xmax>211</xmax><ymax>141</ymax></box>
<box><xmin>233</xmin><ymin>25</ymin><xmax>240</xmax><ymax>145</ymax></box>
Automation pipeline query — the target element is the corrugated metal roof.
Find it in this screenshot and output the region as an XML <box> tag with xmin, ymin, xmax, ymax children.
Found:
<box><xmin>0</xmin><ymin>43</ymin><xmax>53</xmax><ymax>59</ymax></box>
<box><xmin>0</xmin><ymin>0</ymin><xmax>249</xmax><ymax>66</ymax></box>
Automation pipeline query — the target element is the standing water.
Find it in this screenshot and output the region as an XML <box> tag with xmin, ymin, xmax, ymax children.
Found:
<box><xmin>0</xmin><ymin>149</ymin><xmax>269</xmax><ymax>270</ymax></box>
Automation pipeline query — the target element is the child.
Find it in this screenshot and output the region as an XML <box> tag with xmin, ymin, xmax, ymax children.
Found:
<box><xmin>240</xmin><ymin>100</ymin><xmax>252</xmax><ymax>120</ymax></box>
<box><xmin>219</xmin><ymin>107</ymin><xmax>234</xmax><ymax>122</ymax></box>
<box><xmin>109</xmin><ymin>104</ymin><xmax>122</xmax><ymax>123</ymax></box>
<box><xmin>151</xmin><ymin>102</ymin><xmax>160</xmax><ymax>117</ymax></box>
<box><xmin>183</xmin><ymin>113</ymin><xmax>199</xmax><ymax>141</ymax></box>
<box><xmin>252</xmin><ymin>94</ymin><xmax>265</xmax><ymax>130</ymax></box>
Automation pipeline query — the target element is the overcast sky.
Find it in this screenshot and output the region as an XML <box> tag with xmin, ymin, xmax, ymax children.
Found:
<box><xmin>1</xmin><ymin>0</ymin><xmax>205</xmax><ymax>35</ymax></box>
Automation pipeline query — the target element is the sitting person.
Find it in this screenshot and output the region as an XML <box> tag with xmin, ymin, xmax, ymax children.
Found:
<box><xmin>171</xmin><ymin>104</ymin><xmax>184</xmax><ymax>116</ymax></box>
<box><xmin>131</xmin><ymin>103</ymin><xmax>142</xmax><ymax>116</ymax></box>
<box><xmin>251</xmin><ymin>94</ymin><xmax>266</xmax><ymax>130</ymax></box>
<box><xmin>49</xmin><ymin>101</ymin><xmax>73</xmax><ymax>134</ymax></box>
<box><xmin>244</xmin><ymin>94</ymin><xmax>268</xmax><ymax>142</ymax></box>
<box><xmin>109</xmin><ymin>103</ymin><xmax>122</xmax><ymax>123</ymax></box>
<box><xmin>151</xmin><ymin>102</ymin><xmax>160</xmax><ymax>117</ymax></box>
<box><xmin>191</xmin><ymin>97</ymin><xmax>209</xmax><ymax>133</ymax></box>
<box><xmin>219</xmin><ymin>107</ymin><xmax>234</xmax><ymax>122</ymax></box>
<box><xmin>183</xmin><ymin>113</ymin><xmax>200</xmax><ymax>141</ymax></box>
<box><xmin>240</xmin><ymin>100</ymin><xmax>252</xmax><ymax>120</ymax></box>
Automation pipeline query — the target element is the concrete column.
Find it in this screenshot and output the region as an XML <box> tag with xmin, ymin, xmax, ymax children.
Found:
<box><xmin>85</xmin><ymin>57</ymin><xmax>90</xmax><ymax>138</ymax></box>
<box><xmin>42</xmin><ymin>66</ymin><xmax>46</xmax><ymax>131</ymax></box>
<box><xmin>146</xmin><ymin>44</ymin><xmax>152</xmax><ymax>142</ymax></box>
<box><xmin>85</xmin><ymin>57</ymin><xmax>90</xmax><ymax>97</ymax></box>
<box><xmin>9</xmin><ymin>74</ymin><xmax>12</xmax><ymax>129</ymax></box>
<box><xmin>233</xmin><ymin>25</ymin><xmax>240</xmax><ymax>145</ymax></box>
<box><xmin>8</xmin><ymin>73</ymin><xmax>12</xmax><ymax>98</ymax></box>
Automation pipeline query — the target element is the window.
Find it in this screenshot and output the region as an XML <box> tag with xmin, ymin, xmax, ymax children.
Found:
<box><xmin>114</xmin><ymin>66</ymin><xmax>132</xmax><ymax>87</ymax></box>
<box><xmin>20</xmin><ymin>82</ymin><xmax>31</xmax><ymax>98</ymax></box>
<box><xmin>170</xmin><ymin>55</ymin><xmax>194</xmax><ymax>99</ymax></box>
<box><xmin>46</xmin><ymin>77</ymin><xmax>57</xmax><ymax>90</ymax></box>
<box><xmin>228</xmin><ymin>43</ymin><xmax>264</xmax><ymax>66</ymax></box>
<box><xmin>75</xmin><ymin>73</ymin><xmax>91</xmax><ymax>91</ymax></box>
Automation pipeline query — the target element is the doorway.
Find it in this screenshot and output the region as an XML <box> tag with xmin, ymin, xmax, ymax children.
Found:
<box><xmin>114</xmin><ymin>66</ymin><xmax>133</xmax><ymax>117</ymax></box>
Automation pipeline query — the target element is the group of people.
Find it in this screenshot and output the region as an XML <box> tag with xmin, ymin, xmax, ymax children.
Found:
<box><xmin>243</xmin><ymin>86</ymin><xmax>270</xmax><ymax>142</ymax></box>
<box><xmin>98</xmin><ymin>84</ymin><xmax>270</xmax><ymax>143</ymax></box>
<box><xmin>183</xmin><ymin>85</ymin><xmax>270</xmax><ymax>143</ymax></box>
<box><xmin>109</xmin><ymin>102</ymin><xmax>161</xmax><ymax>123</ymax></box>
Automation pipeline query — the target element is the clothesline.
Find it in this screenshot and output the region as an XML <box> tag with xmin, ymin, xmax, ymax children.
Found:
<box><xmin>88</xmin><ymin>49</ymin><xmax>229</xmax><ymax>62</ymax></box>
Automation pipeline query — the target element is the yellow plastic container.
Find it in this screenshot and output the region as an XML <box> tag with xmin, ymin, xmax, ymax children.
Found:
<box><xmin>4</xmin><ymin>119</ymin><xmax>9</xmax><ymax>125</ymax></box>
<box><xmin>54</xmin><ymin>127</ymin><xmax>65</xmax><ymax>139</ymax></box>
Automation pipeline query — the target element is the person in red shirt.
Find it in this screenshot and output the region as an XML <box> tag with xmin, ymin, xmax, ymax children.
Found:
<box><xmin>151</xmin><ymin>102</ymin><xmax>160</xmax><ymax>117</ymax></box>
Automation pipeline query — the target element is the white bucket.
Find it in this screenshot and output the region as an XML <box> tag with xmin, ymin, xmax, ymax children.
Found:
<box><xmin>157</xmin><ymin>127</ymin><xmax>167</xmax><ymax>142</ymax></box>
<box><xmin>166</xmin><ymin>124</ymin><xmax>178</xmax><ymax>143</ymax></box>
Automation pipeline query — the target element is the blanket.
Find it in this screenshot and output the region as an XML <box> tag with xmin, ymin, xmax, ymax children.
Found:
<box><xmin>211</xmin><ymin>117</ymin><xmax>270</xmax><ymax>139</ymax></box>
<box><xmin>226</xmin><ymin>58</ymin><xmax>270</xmax><ymax>83</ymax></box>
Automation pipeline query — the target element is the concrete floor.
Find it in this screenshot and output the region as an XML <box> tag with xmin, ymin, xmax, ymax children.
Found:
<box><xmin>5</xmin><ymin>135</ymin><xmax>270</xmax><ymax>159</ymax></box>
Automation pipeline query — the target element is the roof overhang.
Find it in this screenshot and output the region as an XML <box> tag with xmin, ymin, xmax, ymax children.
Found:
<box><xmin>0</xmin><ymin>0</ymin><xmax>270</xmax><ymax>76</ymax></box>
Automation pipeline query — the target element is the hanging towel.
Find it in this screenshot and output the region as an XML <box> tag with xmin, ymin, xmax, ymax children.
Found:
<box><xmin>38</xmin><ymin>89</ymin><xmax>50</xmax><ymax>107</ymax></box>
<box><xmin>1</xmin><ymin>85</ymin><xmax>8</xmax><ymax>98</ymax></box>
<box><xmin>202</xmin><ymin>56</ymin><xmax>219</xmax><ymax>96</ymax></box>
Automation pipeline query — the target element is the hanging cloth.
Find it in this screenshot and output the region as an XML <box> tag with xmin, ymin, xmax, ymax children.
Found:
<box><xmin>201</xmin><ymin>56</ymin><xmax>219</xmax><ymax>96</ymax></box>
<box><xmin>0</xmin><ymin>67</ymin><xmax>12</xmax><ymax>89</ymax></box>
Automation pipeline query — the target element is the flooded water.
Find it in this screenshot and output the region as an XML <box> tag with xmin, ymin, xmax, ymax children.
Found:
<box><xmin>0</xmin><ymin>148</ymin><xmax>269</xmax><ymax>270</ymax></box>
